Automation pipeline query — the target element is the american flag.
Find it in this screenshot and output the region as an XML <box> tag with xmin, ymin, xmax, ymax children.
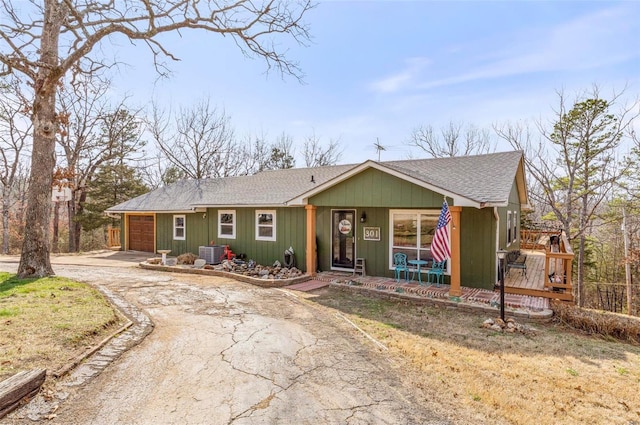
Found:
<box><xmin>431</xmin><ymin>200</ymin><xmax>452</xmax><ymax>262</ymax></box>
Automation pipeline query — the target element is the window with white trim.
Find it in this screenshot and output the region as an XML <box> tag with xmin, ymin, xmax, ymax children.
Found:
<box><xmin>256</xmin><ymin>210</ymin><xmax>276</xmax><ymax>241</ymax></box>
<box><xmin>512</xmin><ymin>211</ymin><xmax>518</xmax><ymax>244</ymax></box>
<box><xmin>218</xmin><ymin>210</ymin><xmax>236</xmax><ymax>239</ymax></box>
<box><xmin>389</xmin><ymin>210</ymin><xmax>448</xmax><ymax>270</ymax></box>
<box><xmin>173</xmin><ymin>215</ymin><xmax>185</xmax><ymax>240</ymax></box>
<box><xmin>506</xmin><ymin>211</ymin><xmax>512</xmax><ymax>246</ymax></box>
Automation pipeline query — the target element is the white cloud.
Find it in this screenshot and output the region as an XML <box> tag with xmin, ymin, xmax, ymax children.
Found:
<box><xmin>368</xmin><ymin>57</ymin><xmax>431</xmax><ymax>94</ymax></box>
<box><xmin>418</xmin><ymin>4</ymin><xmax>639</xmax><ymax>90</ymax></box>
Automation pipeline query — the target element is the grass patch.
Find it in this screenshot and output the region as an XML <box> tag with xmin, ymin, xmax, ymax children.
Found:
<box><xmin>310</xmin><ymin>288</ymin><xmax>640</xmax><ymax>425</ymax></box>
<box><xmin>0</xmin><ymin>272</ymin><xmax>126</xmax><ymax>381</ymax></box>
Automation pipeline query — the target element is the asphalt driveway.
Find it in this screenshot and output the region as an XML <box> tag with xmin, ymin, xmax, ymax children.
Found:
<box><xmin>1</xmin><ymin>253</ymin><xmax>447</xmax><ymax>424</ymax></box>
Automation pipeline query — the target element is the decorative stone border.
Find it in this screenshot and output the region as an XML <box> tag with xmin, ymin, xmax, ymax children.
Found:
<box><xmin>330</xmin><ymin>281</ymin><xmax>554</xmax><ymax>323</ymax></box>
<box><xmin>139</xmin><ymin>262</ymin><xmax>312</xmax><ymax>288</ymax></box>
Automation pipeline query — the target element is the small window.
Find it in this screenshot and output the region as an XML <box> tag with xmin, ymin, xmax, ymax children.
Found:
<box><xmin>173</xmin><ymin>215</ymin><xmax>185</xmax><ymax>240</ymax></box>
<box><xmin>218</xmin><ymin>210</ymin><xmax>236</xmax><ymax>239</ymax></box>
<box><xmin>256</xmin><ymin>210</ymin><xmax>276</xmax><ymax>241</ymax></box>
<box><xmin>506</xmin><ymin>211</ymin><xmax>512</xmax><ymax>246</ymax></box>
<box><xmin>512</xmin><ymin>211</ymin><xmax>518</xmax><ymax>244</ymax></box>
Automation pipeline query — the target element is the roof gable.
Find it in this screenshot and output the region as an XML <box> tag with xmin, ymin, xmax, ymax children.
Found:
<box><xmin>289</xmin><ymin>151</ymin><xmax>528</xmax><ymax>208</ymax></box>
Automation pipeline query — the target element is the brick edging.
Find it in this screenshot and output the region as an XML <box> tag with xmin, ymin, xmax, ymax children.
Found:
<box><xmin>330</xmin><ymin>282</ymin><xmax>554</xmax><ymax>323</ymax></box>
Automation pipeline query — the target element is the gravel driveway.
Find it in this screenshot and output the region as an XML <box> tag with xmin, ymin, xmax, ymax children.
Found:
<box><xmin>1</xmin><ymin>255</ymin><xmax>447</xmax><ymax>424</ymax></box>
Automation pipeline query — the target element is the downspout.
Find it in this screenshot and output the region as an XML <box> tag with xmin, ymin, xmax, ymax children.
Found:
<box><xmin>494</xmin><ymin>207</ymin><xmax>500</xmax><ymax>284</ymax></box>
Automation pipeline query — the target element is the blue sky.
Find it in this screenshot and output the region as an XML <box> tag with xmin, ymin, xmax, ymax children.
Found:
<box><xmin>111</xmin><ymin>1</ymin><xmax>640</xmax><ymax>165</ymax></box>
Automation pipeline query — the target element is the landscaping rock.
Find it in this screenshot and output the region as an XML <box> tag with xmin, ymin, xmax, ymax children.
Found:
<box><xmin>482</xmin><ymin>316</ymin><xmax>537</xmax><ymax>336</ymax></box>
<box><xmin>214</xmin><ymin>260</ymin><xmax>304</xmax><ymax>279</ymax></box>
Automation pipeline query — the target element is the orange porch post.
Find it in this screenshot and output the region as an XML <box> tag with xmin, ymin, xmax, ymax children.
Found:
<box><xmin>449</xmin><ymin>206</ymin><xmax>462</xmax><ymax>297</ymax></box>
<box><xmin>305</xmin><ymin>205</ymin><xmax>317</xmax><ymax>276</ymax></box>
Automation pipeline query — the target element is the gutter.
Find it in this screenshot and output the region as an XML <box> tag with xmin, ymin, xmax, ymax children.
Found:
<box><xmin>494</xmin><ymin>207</ymin><xmax>500</xmax><ymax>281</ymax></box>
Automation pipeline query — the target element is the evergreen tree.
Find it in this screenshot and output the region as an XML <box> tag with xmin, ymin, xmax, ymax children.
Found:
<box><xmin>79</xmin><ymin>164</ymin><xmax>148</xmax><ymax>232</ymax></box>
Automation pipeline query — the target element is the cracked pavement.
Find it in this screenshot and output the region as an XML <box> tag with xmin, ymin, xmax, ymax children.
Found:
<box><xmin>1</xmin><ymin>255</ymin><xmax>447</xmax><ymax>424</ymax></box>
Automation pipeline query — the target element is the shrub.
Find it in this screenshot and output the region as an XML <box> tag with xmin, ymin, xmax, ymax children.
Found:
<box><xmin>551</xmin><ymin>301</ymin><xmax>640</xmax><ymax>344</ymax></box>
<box><xmin>177</xmin><ymin>252</ymin><xmax>198</xmax><ymax>265</ymax></box>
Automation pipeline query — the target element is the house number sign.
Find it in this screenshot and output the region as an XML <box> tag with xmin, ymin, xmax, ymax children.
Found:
<box><xmin>363</xmin><ymin>227</ymin><xmax>380</xmax><ymax>241</ymax></box>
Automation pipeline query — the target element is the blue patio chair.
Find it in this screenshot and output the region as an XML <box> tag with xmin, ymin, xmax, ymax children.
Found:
<box><xmin>393</xmin><ymin>252</ymin><xmax>409</xmax><ymax>282</ymax></box>
<box><xmin>427</xmin><ymin>260</ymin><xmax>446</xmax><ymax>287</ymax></box>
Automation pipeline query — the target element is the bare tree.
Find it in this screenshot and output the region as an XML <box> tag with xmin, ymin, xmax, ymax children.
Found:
<box><xmin>0</xmin><ymin>78</ymin><xmax>31</xmax><ymax>254</ymax></box>
<box><xmin>303</xmin><ymin>132</ymin><xmax>343</xmax><ymax>167</ymax></box>
<box><xmin>495</xmin><ymin>87</ymin><xmax>640</xmax><ymax>306</ymax></box>
<box><xmin>151</xmin><ymin>98</ymin><xmax>242</xmax><ymax>179</ymax></box>
<box><xmin>409</xmin><ymin>121</ymin><xmax>495</xmax><ymax>158</ymax></box>
<box><xmin>57</xmin><ymin>76</ymin><xmax>145</xmax><ymax>252</ymax></box>
<box><xmin>264</xmin><ymin>132</ymin><xmax>295</xmax><ymax>170</ymax></box>
<box><xmin>0</xmin><ymin>0</ymin><xmax>312</xmax><ymax>277</ymax></box>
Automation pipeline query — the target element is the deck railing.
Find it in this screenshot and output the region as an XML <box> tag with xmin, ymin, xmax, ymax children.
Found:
<box><xmin>107</xmin><ymin>226</ymin><xmax>121</xmax><ymax>248</ymax></box>
<box><xmin>518</xmin><ymin>229</ymin><xmax>575</xmax><ymax>301</ymax></box>
<box><xmin>520</xmin><ymin>229</ymin><xmax>558</xmax><ymax>250</ymax></box>
<box><xmin>543</xmin><ymin>231</ymin><xmax>574</xmax><ymax>297</ymax></box>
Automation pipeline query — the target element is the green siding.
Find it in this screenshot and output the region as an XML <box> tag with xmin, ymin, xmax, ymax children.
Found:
<box><xmin>318</xmin><ymin>206</ymin><xmax>498</xmax><ymax>288</ymax></box>
<box><xmin>497</xmin><ymin>180</ymin><xmax>522</xmax><ymax>251</ymax></box>
<box><xmin>155</xmin><ymin>208</ymin><xmax>307</xmax><ymax>269</ymax></box>
<box><xmin>316</xmin><ymin>207</ymin><xmax>391</xmax><ymax>277</ymax></box>
<box><xmin>156</xmin><ymin>213</ymin><xmax>209</xmax><ymax>255</ymax></box>
<box><xmin>310</xmin><ymin>168</ymin><xmax>444</xmax><ymax>208</ymax></box>
<box><xmin>208</xmin><ymin>207</ymin><xmax>307</xmax><ymax>270</ymax></box>
<box><xmin>143</xmin><ymin>171</ymin><xmax>523</xmax><ymax>291</ymax></box>
<box><xmin>459</xmin><ymin>207</ymin><xmax>497</xmax><ymax>289</ymax></box>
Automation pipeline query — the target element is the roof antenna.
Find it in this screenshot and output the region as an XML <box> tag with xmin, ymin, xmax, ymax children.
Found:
<box><xmin>311</xmin><ymin>175</ymin><xmax>315</xmax><ymax>183</ymax></box>
<box><xmin>373</xmin><ymin>137</ymin><xmax>386</xmax><ymax>161</ymax></box>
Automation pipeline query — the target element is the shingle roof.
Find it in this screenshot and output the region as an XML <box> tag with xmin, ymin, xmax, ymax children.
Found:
<box><xmin>106</xmin><ymin>164</ymin><xmax>355</xmax><ymax>212</ymax></box>
<box><xmin>383</xmin><ymin>150</ymin><xmax>524</xmax><ymax>204</ymax></box>
<box><xmin>106</xmin><ymin>151</ymin><xmax>526</xmax><ymax>212</ymax></box>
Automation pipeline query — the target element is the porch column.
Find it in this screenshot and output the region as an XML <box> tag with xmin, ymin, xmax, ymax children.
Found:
<box><xmin>305</xmin><ymin>204</ymin><xmax>317</xmax><ymax>276</ymax></box>
<box><xmin>449</xmin><ymin>206</ymin><xmax>462</xmax><ymax>297</ymax></box>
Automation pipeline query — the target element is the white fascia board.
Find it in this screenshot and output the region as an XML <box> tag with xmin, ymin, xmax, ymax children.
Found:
<box><xmin>108</xmin><ymin>209</ymin><xmax>193</xmax><ymax>214</ymax></box>
<box><xmin>189</xmin><ymin>203</ymin><xmax>290</xmax><ymax>209</ymax></box>
<box><xmin>286</xmin><ymin>160</ymin><xmax>482</xmax><ymax>208</ymax></box>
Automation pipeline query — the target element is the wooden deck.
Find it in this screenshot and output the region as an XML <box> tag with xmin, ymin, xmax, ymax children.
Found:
<box><xmin>504</xmin><ymin>249</ymin><xmax>574</xmax><ymax>302</ymax></box>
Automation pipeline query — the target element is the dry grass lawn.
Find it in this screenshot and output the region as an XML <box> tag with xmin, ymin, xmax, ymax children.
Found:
<box><xmin>310</xmin><ymin>288</ymin><xmax>640</xmax><ymax>425</ymax></box>
<box><xmin>0</xmin><ymin>272</ymin><xmax>126</xmax><ymax>381</ymax></box>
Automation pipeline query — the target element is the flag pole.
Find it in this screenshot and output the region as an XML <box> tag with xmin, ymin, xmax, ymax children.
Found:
<box><xmin>444</xmin><ymin>195</ymin><xmax>456</xmax><ymax>230</ymax></box>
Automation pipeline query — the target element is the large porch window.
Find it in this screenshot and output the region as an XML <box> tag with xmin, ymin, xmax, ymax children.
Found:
<box><xmin>389</xmin><ymin>210</ymin><xmax>447</xmax><ymax>271</ymax></box>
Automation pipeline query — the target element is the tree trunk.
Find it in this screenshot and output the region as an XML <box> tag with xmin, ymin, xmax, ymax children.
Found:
<box><xmin>52</xmin><ymin>201</ymin><xmax>60</xmax><ymax>253</ymax></box>
<box><xmin>67</xmin><ymin>190</ymin><xmax>77</xmax><ymax>252</ymax></box>
<box><xmin>2</xmin><ymin>188</ymin><xmax>9</xmax><ymax>255</ymax></box>
<box><xmin>577</xmin><ymin>233</ymin><xmax>586</xmax><ymax>307</ymax></box>
<box><xmin>622</xmin><ymin>207</ymin><xmax>633</xmax><ymax>315</ymax></box>
<box><xmin>17</xmin><ymin>0</ymin><xmax>61</xmax><ymax>278</ymax></box>
<box><xmin>73</xmin><ymin>189</ymin><xmax>86</xmax><ymax>252</ymax></box>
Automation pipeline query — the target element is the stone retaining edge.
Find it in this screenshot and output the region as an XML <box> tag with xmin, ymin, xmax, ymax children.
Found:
<box><xmin>52</xmin><ymin>320</ymin><xmax>134</xmax><ymax>379</ymax></box>
<box><xmin>330</xmin><ymin>282</ymin><xmax>554</xmax><ymax>323</ymax></box>
<box><xmin>139</xmin><ymin>262</ymin><xmax>312</xmax><ymax>288</ymax></box>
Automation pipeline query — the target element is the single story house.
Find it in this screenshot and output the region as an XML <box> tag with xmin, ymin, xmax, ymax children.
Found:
<box><xmin>106</xmin><ymin>151</ymin><xmax>529</xmax><ymax>296</ymax></box>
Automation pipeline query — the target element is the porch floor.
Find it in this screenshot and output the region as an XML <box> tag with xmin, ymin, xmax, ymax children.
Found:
<box><xmin>293</xmin><ymin>270</ymin><xmax>551</xmax><ymax>316</ymax></box>
<box><xmin>504</xmin><ymin>250</ymin><xmax>574</xmax><ymax>302</ymax></box>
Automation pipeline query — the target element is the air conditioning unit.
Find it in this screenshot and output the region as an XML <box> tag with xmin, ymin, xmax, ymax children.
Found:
<box><xmin>199</xmin><ymin>245</ymin><xmax>225</xmax><ymax>265</ymax></box>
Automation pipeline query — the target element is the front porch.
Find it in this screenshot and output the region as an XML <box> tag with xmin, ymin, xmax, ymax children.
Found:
<box><xmin>310</xmin><ymin>271</ymin><xmax>551</xmax><ymax>316</ymax></box>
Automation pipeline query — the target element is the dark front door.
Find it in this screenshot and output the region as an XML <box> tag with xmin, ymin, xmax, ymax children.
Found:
<box><xmin>332</xmin><ymin>210</ymin><xmax>355</xmax><ymax>270</ymax></box>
